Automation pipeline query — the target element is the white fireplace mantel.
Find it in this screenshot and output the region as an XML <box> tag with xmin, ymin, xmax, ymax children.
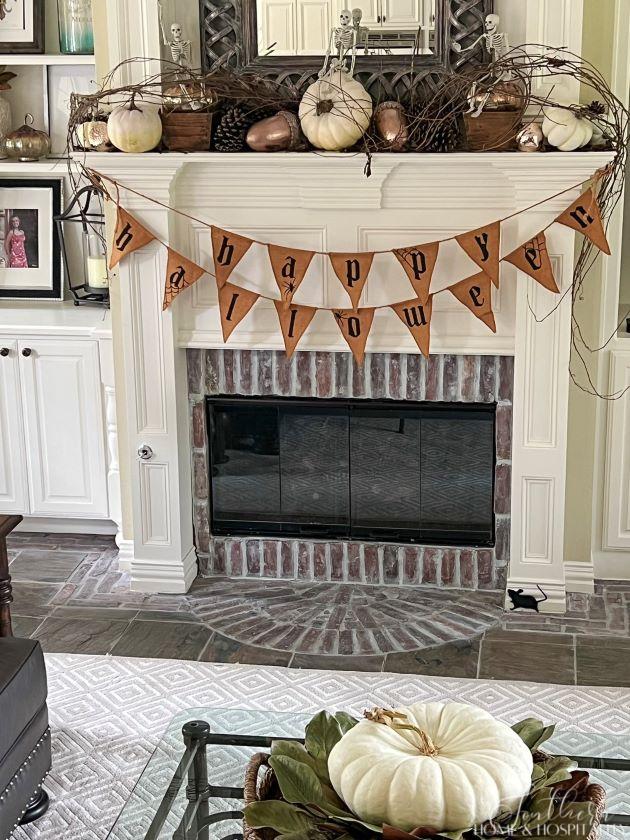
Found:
<box><xmin>91</xmin><ymin>150</ymin><xmax>614</xmax><ymax>604</ymax></box>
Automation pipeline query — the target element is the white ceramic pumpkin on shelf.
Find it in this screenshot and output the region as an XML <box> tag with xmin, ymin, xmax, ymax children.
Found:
<box><xmin>299</xmin><ymin>69</ymin><xmax>372</xmax><ymax>151</ymax></box>
<box><xmin>541</xmin><ymin>106</ymin><xmax>594</xmax><ymax>151</ymax></box>
<box><xmin>328</xmin><ymin>702</ymin><xmax>533</xmax><ymax>833</ymax></box>
<box><xmin>107</xmin><ymin>96</ymin><xmax>162</xmax><ymax>153</ymax></box>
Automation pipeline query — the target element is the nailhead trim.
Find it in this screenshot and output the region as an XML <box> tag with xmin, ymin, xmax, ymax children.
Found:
<box><xmin>1</xmin><ymin>728</ymin><xmax>51</xmax><ymax>839</ymax></box>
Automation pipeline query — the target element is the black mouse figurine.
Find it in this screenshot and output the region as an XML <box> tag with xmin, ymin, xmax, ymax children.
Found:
<box><xmin>507</xmin><ymin>585</ymin><xmax>548</xmax><ymax>612</ymax></box>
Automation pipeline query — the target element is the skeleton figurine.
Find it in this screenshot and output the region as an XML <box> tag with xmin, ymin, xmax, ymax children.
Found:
<box><xmin>352</xmin><ymin>8</ymin><xmax>370</xmax><ymax>55</ymax></box>
<box><xmin>159</xmin><ymin>4</ymin><xmax>192</xmax><ymax>69</ymax></box>
<box><xmin>320</xmin><ymin>9</ymin><xmax>358</xmax><ymax>78</ymax></box>
<box><xmin>452</xmin><ymin>13</ymin><xmax>511</xmax><ymax>117</ymax></box>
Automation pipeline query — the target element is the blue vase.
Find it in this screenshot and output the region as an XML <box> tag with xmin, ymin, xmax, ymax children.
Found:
<box><xmin>57</xmin><ymin>0</ymin><xmax>94</xmax><ymax>55</ymax></box>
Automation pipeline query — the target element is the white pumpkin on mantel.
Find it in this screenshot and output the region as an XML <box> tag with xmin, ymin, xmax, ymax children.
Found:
<box><xmin>541</xmin><ymin>106</ymin><xmax>594</xmax><ymax>151</ymax></box>
<box><xmin>108</xmin><ymin>97</ymin><xmax>162</xmax><ymax>153</ymax></box>
<box><xmin>299</xmin><ymin>69</ymin><xmax>372</xmax><ymax>151</ymax></box>
<box><xmin>328</xmin><ymin>702</ymin><xmax>533</xmax><ymax>833</ymax></box>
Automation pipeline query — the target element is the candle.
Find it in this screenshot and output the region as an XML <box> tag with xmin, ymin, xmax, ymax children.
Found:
<box><xmin>87</xmin><ymin>255</ymin><xmax>109</xmax><ymax>288</ymax></box>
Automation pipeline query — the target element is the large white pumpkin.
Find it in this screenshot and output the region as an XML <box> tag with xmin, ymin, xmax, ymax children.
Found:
<box><xmin>108</xmin><ymin>98</ymin><xmax>162</xmax><ymax>153</ymax></box>
<box><xmin>299</xmin><ymin>69</ymin><xmax>372</xmax><ymax>151</ymax></box>
<box><xmin>541</xmin><ymin>106</ymin><xmax>594</xmax><ymax>151</ymax></box>
<box><xmin>328</xmin><ymin>702</ymin><xmax>533</xmax><ymax>832</ymax></box>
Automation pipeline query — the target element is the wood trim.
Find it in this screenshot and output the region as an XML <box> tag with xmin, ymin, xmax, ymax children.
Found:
<box><xmin>0</xmin><ymin>514</ymin><xmax>22</xmax><ymax>638</ymax></box>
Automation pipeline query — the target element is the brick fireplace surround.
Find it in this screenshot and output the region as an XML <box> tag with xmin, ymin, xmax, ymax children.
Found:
<box><xmin>188</xmin><ymin>349</ymin><xmax>513</xmax><ymax>592</ymax></box>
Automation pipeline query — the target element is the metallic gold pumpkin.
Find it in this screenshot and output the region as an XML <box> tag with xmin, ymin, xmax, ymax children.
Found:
<box><xmin>5</xmin><ymin>113</ymin><xmax>51</xmax><ymax>161</ymax></box>
<box><xmin>163</xmin><ymin>82</ymin><xmax>217</xmax><ymax>112</ymax></box>
<box><xmin>470</xmin><ymin>81</ymin><xmax>524</xmax><ymax>113</ymax></box>
<box><xmin>516</xmin><ymin>121</ymin><xmax>544</xmax><ymax>152</ymax></box>
<box><xmin>374</xmin><ymin>101</ymin><xmax>408</xmax><ymax>151</ymax></box>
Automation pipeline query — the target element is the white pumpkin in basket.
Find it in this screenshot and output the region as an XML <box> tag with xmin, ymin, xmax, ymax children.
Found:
<box><xmin>299</xmin><ymin>69</ymin><xmax>372</xmax><ymax>151</ymax></box>
<box><xmin>108</xmin><ymin>96</ymin><xmax>162</xmax><ymax>153</ymax></box>
<box><xmin>328</xmin><ymin>701</ymin><xmax>533</xmax><ymax>833</ymax></box>
<box><xmin>541</xmin><ymin>106</ymin><xmax>594</xmax><ymax>151</ymax></box>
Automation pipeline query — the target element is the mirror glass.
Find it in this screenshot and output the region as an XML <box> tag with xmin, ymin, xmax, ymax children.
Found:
<box><xmin>255</xmin><ymin>0</ymin><xmax>438</xmax><ymax>58</ymax></box>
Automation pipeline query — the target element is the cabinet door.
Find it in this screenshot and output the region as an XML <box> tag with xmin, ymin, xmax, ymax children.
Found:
<box><xmin>338</xmin><ymin>0</ymin><xmax>379</xmax><ymax>27</ymax></box>
<box><xmin>19</xmin><ymin>339</ymin><xmax>108</xmax><ymax>518</ymax></box>
<box><xmin>258</xmin><ymin>0</ymin><xmax>296</xmax><ymax>55</ymax></box>
<box><xmin>0</xmin><ymin>340</ymin><xmax>28</xmax><ymax>514</ymax></box>
<box><xmin>381</xmin><ymin>0</ymin><xmax>421</xmax><ymax>27</ymax></box>
<box><xmin>296</xmin><ymin>0</ymin><xmax>331</xmax><ymax>54</ymax></box>
<box><xmin>603</xmin><ymin>350</ymin><xmax>630</xmax><ymax>549</ymax></box>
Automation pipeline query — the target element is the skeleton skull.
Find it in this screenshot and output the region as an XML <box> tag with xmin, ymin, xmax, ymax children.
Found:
<box><xmin>352</xmin><ymin>7</ymin><xmax>363</xmax><ymax>26</ymax></box>
<box><xmin>485</xmin><ymin>13</ymin><xmax>500</xmax><ymax>34</ymax></box>
<box><xmin>171</xmin><ymin>22</ymin><xmax>182</xmax><ymax>41</ymax></box>
<box><xmin>339</xmin><ymin>9</ymin><xmax>352</xmax><ymax>26</ymax></box>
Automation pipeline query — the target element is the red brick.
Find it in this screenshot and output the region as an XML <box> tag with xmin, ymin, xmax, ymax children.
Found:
<box><xmin>246</xmin><ymin>540</ymin><xmax>261</xmax><ymax>575</ymax></box>
<box><xmin>496</xmin><ymin>403</ymin><xmax>512</xmax><ymax>460</ymax></box>
<box><xmin>257</xmin><ymin>350</ymin><xmax>273</xmax><ymax>395</ymax></box>
<box><xmin>192</xmin><ymin>402</ymin><xmax>205</xmax><ymax>449</ymax></box>
<box><xmin>441</xmin><ymin>549</ymin><xmax>457</xmax><ymax>585</ymax></box>
<box><xmin>314</xmin><ymin>543</ymin><xmax>327</xmax><ymax>580</ymax></box>
<box><xmin>212</xmin><ymin>540</ymin><xmax>226</xmax><ymax>575</ymax></box>
<box><xmin>383</xmin><ymin>545</ymin><xmax>399</xmax><ymax>583</ymax></box>
<box><xmin>223</xmin><ymin>349</ymin><xmax>235</xmax><ymax>392</ymax></box>
<box><xmin>187</xmin><ymin>349</ymin><xmax>203</xmax><ymax>393</ymax></box>
<box><xmin>193</xmin><ymin>503</ymin><xmax>210</xmax><ymax>554</ymax></box>
<box><xmin>363</xmin><ymin>545</ymin><xmax>379</xmax><ymax>583</ymax></box>
<box><xmin>461</xmin><ymin>356</ymin><xmax>478</xmax><ymax>402</ymax></box>
<box><xmin>495</xmin><ymin>516</ymin><xmax>510</xmax><ymax>564</ymax></box>
<box><xmin>316</xmin><ymin>352</ymin><xmax>333</xmax><ymax>398</ymax></box>
<box><xmin>205</xmin><ymin>350</ymin><xmax>221</xmax><ymax>394</ymax></box>
<box><xmin>459</xmin><ymin>549</ymin><xmax>475</xmax><ymax>588</ymax></box>
<box><xmin>281</xmin><ymin>542</ymin><xmax>294</xmax><ymax>578</ymax></box>
<box><xmin>477</xmin><ymin>549</ymin><xmax>494</xmax><ymax>587</ymax></box>
<box><xmin>370</xmin><ymin>354</ymin><xmax>386</xmax><ymax>398</ymax></box>
<box><xmin>297</xmin><ymin>543</ymin><xmax>311</xmax><ymax>579</ymax></box>
<box><xmin>426</xmin><ymin>355</ymin><xmax>441</xmax><ymax>400</ymax></box>
<box><xmin>275</xmin><ymin>352</ymin><xmax>292</xmax><ymax>395</ymax></box>
<box><xmin>296</xmin><ymin>352</ymin><xmax>313</xmax><ymax>397</ymax></box>
<box><xmin>347</xmin><ymin>543</ymin><xmax>361</xmax><ymax>581</ymax></box>
<box><xmin>352</xmin><ymin>357</ymin><xmax>366</xmax><ymax>397</ymax></box>
<box><xmin>229</xmin><ymin>541</ymin><xmax>243</xmax><ymax>576</ymax></box>
<box><xmin>193</xmin><ymin>452</ymin><xmax>208</xmax><ymax>499</ymax></box>
<box><xmin>443</xmin><ymin>355</ymin><xmax>458</xmax><ymax>401</ymax></box>
<box><xmin>406</xmin><ymin>354</ymin><xmax>423</xmax><ymax>401</ymax></box>
<box><xmin>478</xmin><ymin>356</ymin><xmax>496</xmax><ymax>402</ymax></box>
<box><xmin>335</xmin><ymin>353</ymin><xmax>350</xmax><ymax>397</ymax></box>
<box><xmin>238</xmin><ymin>350</ymin><xmax>252</xmax><ymax>393</ymax></box>
<box><xmin>499</xmin><ymin>355</ymin><xmax>514</xmax><ymax>402</ymax></box>
<box><xmin>422</xmin><ymin>547</ymin><xmax>439</xmax><ymax>584</ymax></box>
<box><xmin>263</xmin><ymin>541</ymin><xmax>279</xmax><ymax>576</ymax></box>
<box><xmin>403</xmin><ymin>547</ymin><xmax>419</xmax><ymax>584</ymax></box>
<box><xmin>494</xmin><ymin>464</ymin><xmax>511</xmax><ymax>515</ymax></box>
<box><xmin>330</xmin><ymin>542</ymin><xmax>344</xmax><ymax>581</ymax></box>
<box><xmin>388</xmin><ymin>354</ymin><xmax>402</xmax><ymax>399</ymax></box>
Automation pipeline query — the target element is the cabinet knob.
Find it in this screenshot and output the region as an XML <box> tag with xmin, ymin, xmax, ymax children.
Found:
<box><xmin>0</xmin><ymin>348</ymin><xmax>9</xmax><ymax>357</ymax></box>
<box><xmin>21</xmin><ymin>348</ymin><xmax>32</xmax><ymax>357</ymax></box>
<box><xmin>377</xmin><ymin>14</ymin><xmax>381</xmax><ymax>21</ymax></box>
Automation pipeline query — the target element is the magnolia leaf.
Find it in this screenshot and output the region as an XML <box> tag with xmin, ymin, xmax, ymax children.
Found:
<box><xmin>512</xmin><ymin>719</ymin><xmax>556</xmax><ymax>751</ymax></box>
<box><xmin>335</xmin><ymin>711</ymin><xmax>359</xmax><ymax>735</ymax></box>
<box><xmin>269</xmin><ymin>755</ymin><xmax>327</xmax><ymax>807</ymax></box>
<box><xmin>272</xmin><ymin>739</ymin><xmax>320</xmax><ymax>772</ymax></box>
<box><xmin>305</xmin><ymin>712</ymin><xmax>347</xmax><ymax>766</ymax></box>
<box><xmin>244</xmin><ymin>800</ymin><xmax>317</xmax><ymax>833</ymax></box>
<box><xmin>523</xmin><ymin>789</ymin><xmax>555</xmax><ymax>829</ymax></box>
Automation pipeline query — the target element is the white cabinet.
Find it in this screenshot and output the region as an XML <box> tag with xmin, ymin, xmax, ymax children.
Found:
<box><xmin>603</xmin><ymin>350</ymin><xmax>630</xmax><ymax>550</ymax></box>
<box><xmin>0</xmin><ymin>341</ymin><xmax>29</xmax><ymax>514</ymax></box>
<box><xmin>0</xmin><ymin>336</ymin><xmax>108</xmax><ymax>520</ymax></box>
<box><xmin>297</xmin><ymin>0</ymin><xmax>332</xmax><ymax>53</ymax></box>
<box><xmin>339</xmin><ymin>0</ymin><xmax>379</xmax><ymax>26</ymax></box>
<box><xmin>380</xmin><ymin>0</ymin><xmax>421</xmax><ymax>28</ymax></box>
<box><xmin>258</xmin><ymin>0</ymin><xmax>296</xmax><ymax>54</ymax></box>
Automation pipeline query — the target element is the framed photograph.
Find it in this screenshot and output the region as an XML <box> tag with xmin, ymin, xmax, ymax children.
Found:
<box><xmin>0</xmin><ymin>178</ymin><xmax>62</xmax><ymax>300</ymax></box>
<box><xmin>47</xmin><ymin>64</ymin><xmax>97</xmax><ymax>154</ymax></box>
<box><xmin>0</xmin><ymin>0</ymin><xmax>45</xmax><ymax>53</ymax></box>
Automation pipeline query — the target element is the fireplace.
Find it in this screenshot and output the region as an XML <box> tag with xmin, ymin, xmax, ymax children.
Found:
<box><xmin>207</xmin><ymin>397</ymin><xmax>496</xmax><ymax>546</ymax></box>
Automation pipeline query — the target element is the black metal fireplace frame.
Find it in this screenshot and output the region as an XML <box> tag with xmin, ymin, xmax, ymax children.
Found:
<box><xmin>205</xmin><ymin>395</ymin><xmax>497</xmax><ymax>548</ymax></box>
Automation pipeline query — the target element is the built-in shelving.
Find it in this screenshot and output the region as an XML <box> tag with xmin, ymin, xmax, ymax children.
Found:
<box><xmin>0</xmin><ymin>53</ymin><xmax>95</xmax><ymax>66</ymax></box>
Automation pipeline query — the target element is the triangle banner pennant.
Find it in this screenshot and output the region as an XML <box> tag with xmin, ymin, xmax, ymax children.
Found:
<box><xmin>329</xmin><ymin>252</ymin><xmax>375</xmax><ymax>309</ymax></box>
<box><xmin>333</xmin><ymin>308</ymin><xmax>375</xmax><ymax>364</ymax></box>
<box><xmin>392</xmin><ymin>242</ymin><xmax>440</xmax><ymax>305</ymax></box>
<box><xmin>273</xmin><ymin>301</ymin><xmax>317</xmax><ymax>358</ymax></box>
<box><xmin>456</xmin><ymin>221</ymin><xmax>501</xmax><ymax>288</ymax></box>
<box><xmin>218</xmin><ymin>281</ymin><xmax>260</xmax><ymax>342</ymax></box>
<box><xmin>109</xmin><ymin>207</ymin><xmax>155</xmax><ymax>269</ymax></box>
<box><xmin>268</xmin><ymin>245</ymin><xmax>316</xmax><ymax>309</ymax></box>
<box><xmin>391</xmin><ymin>295</ymin><xmax>434</xmax><ymax>357</ymax></box>
<box><xmin>504</xmin><ymin>232</ymin><xmax>559</xmax><ymax>293</ymax></box>
<box><xmin>555</xmin><ymin>188</ymin><xmax>611</xmax><ymax>255</ymax></box>
<box><xmin>448</xmin><ymin>271</ymin><xmax>496</xmax><ymax>332</ymax></box>
<box><xmin>162</xmin><ymin>248</ymin><xmax>206</xmax><ymax>310</ymax></box>
<box><xmin>211</xmin><ymin>227</ymin><xmax>254</xmax><ymax>288</ymax></box>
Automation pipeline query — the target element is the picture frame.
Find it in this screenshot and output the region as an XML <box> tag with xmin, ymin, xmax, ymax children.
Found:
<box><xmin>0</xmin><ymin>0</ymin><xmax>45</xmax><ymax>54</ymax></box>
<box><xmin>0</xmin><ymin>178</ymin><xmax>63</xmax><ymax>301</ymax></box>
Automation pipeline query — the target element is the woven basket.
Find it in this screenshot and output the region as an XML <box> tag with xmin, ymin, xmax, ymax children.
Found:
<box><xmin>243</xmin><ymin>751</ymin><xmax>606</xmax><ymax>840</ymax></box>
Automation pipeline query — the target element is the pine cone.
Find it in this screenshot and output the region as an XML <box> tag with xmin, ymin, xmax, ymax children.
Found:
<box><xmin>407</xmin><ymin>102</ymin><xmax>462</xmax><ymax>153</ymax></box>
<box><xmin>212</xmin><ymin>104</ymin><xmax>279</xmax><ymax>152</ymax></box>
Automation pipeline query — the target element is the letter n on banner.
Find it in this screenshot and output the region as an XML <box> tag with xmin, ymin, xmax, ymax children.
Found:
<box><xmin>333</xmin><ymin>308</ymin><xmax>375</xmax><ymax>364</ymax></box>
<box><xmin>273</xmin><ymin>301</ymin><xmax>317</xmax><ymax>358</ymax></box>
<box><xmin>392</xmin><ymin>242</ymin><xmax>440</xmax><ymax>305</ymax></box>
<box><xmin>504</xmin><ymin>232</ymin><xmax>559</xmax><ymax>293</ymax></box>
<box><xmin>162</xmin><ymin>249</ymin><xmax>206</xmax><ymax>310</ymax></box>
<box><xmin>456</xmin><ymin>221</ymin><xmax>501</xmax><ymax>288</ymax></box>
<box><xmin>211</xmin><ymin>227</ymin><xmax>253</xmax><ymax>289</ymax></box>
<box><xmin>109</xmin><ymin>207</ymin><xmax>155</xmax><ymax>269</ymax></box>
<box><xmin>555</xmin><ymin>188</ymin><xmax>611</xmax><ymax>255</ymax></box>
<box><xmin>391</xmin><ymin>295</ymin><xmax>433</xmax><ymax>357</ymax></box>
<box><xmin>447</xmin><ymin>271</ymin><xmax>496</xmax><ymax>332</ymax></box>
<box><xmin>329</xmin><ymin>252</ymin><xmax>375</xmax><ymax>309</ymax></box>
<box><xmin>217</xmin><ymin>282</ymin><xmax>260</xmax><ymax>342</ymax></box>
<box><xmin>268</xmin><ymin>244</ymin><xmax>316</xmax><ymax>309</ymax></box>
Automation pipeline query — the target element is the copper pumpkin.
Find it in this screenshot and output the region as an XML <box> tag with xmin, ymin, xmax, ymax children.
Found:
<box><xmin>246</xmin><ymin>111</ymin><xmax>303</xmax><ymax>152</ymax></box>
<box><xmin>374</xmin><ymin>101</ymin><xmax>408</xmax><ymax>151</ymax></box>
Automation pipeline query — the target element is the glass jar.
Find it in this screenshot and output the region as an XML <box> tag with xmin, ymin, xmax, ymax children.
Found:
<box><xmin>57</xmin><ymin>0</ymin><xmax>94</xmax><ymax>55</ymax></box>
<box><xmin>85</xmin><ymin>232</ymin><xmax>108</xmax><ymax>289</ymax></box>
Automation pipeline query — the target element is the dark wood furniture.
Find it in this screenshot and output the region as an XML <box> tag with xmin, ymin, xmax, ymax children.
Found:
<box><xmin>0</xmin><ymin>514</ymin><xmax>21</xmax><ymax>638</ymax></box>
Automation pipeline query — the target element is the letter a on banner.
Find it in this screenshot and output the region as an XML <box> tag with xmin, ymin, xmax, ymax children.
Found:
<box><xmin>162</xmin><ymin>249</ymin><xmax>206</xmax><ymax>310</ymax></box>
<box><xmin>109</xmin><ymin>207</ymin><xmax>155</xmax><ymax>269</ymax></box>
<box><xmin>211</xmin><ymin>227</ymin><xmax>253</xmax><ymax>289</ymax></box>
<box><xmin>456</xmin><ymin>221</ymin><xmax>501</xmax><ymax>288</ymax></box>
<box><xmin>504</xmin><ymin>232</ymin><xmax>559</xmax><ymax>293</ymax></box>
<box><xmin>391</xmin><ymin>295</ymin><xmax>433</xmax><ymax>357</ymax></box>
<box><xmin>268</xmin><ymin>244</ymin><xmax>316</xmax><ymax>309</ymax></box>
<box><xmin>447</xmin><ymin>271</ymin><xmax>496</xmax><ymax>332</ymax></box>
<box><xmin>273</xmin><ymin>301</ymin><xmax>317</xmax><ymax>358</ymax></box>
<box><xmin>392</xmin><ymin>242</ymin><xmax>440</xmax><ymax>305</ymax></box>
<box><xmin>329</xmin><ymin>252</ymin><xmax>375</xmax><ymax>309</ymax></box>
<box><xmin>333</xmin><ymin>308</ymin><xmax>375</xmax><ymax>364</ymax></box>
<box><xmin>555</xmin><ymin>188</ymin><xmax>611</xmax><ymax>255</ymax></box>
<box><xmin>217</xmin><ymin>282</ymin><xmax>260</xmax><ymax>342</ymax></box>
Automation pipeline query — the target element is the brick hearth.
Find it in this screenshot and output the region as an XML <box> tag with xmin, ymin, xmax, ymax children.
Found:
<box><xmin>187</xmin><ymin>350</ymin><xmax>513</xmax><ymax>591</ymax></box>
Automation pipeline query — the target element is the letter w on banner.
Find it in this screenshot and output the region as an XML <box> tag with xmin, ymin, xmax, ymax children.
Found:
<box><xmin>268</xmin><ymin>244</ymin><xmax>316</xmax><ymax>309</ymax></box>
<box><xmin>211</xmin><ymin>227</ymin><xmax>253</xmax><ymax>289</ymax></box>
<box><xmin>391</xmin><ymin>295</ymin><xmax>433</xmax><ymax>357</ymax></box>
<box><xmin>217</xmin><ymin>281</ymin><xmax>260</xmax><ymax>341</ymax></box>
<box><xmin>392</xmin><ymin>242</ymin><xmax>440</xmax><ymax>305</ymax></box>
<box><xmin>329</xmin><ymin>252</ymin><xmax>375</xmax><ymax>309</ymax></box>
<box><xmin>447</xmin><ymin>271</ymin><xmax>496</xmax><ymax>332</ymax></box>
<box><xmin>162</xmin><ymin>249</ymin><xmax>206</xmax><ymax>310</ymax></box>
<box><xmin>333</xmin><ymin>308</ymin><xmax>375</xmax><ymax>364</ymax></box>
<box><xmin>456</xmin><ymin>221</ymin><xmax>501</xmax><ymax>288</ymax></box>
<box><xmin>555</xmin><ymin>188</ymin><xmax>611</xmax><ymax>255</ymax></box>
<box><xmin>109</xmin><ymin>207</ymin><xmax>155</xmax><ymax>269</ymax></box>
<box><xmin>504</xmin><ymin>232</ymin><xmax>559</xmax><ymax>292</ymax></box>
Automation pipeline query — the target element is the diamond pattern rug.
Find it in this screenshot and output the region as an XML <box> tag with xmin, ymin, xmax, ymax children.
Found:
<box><xmin>15</xmin><ymin>654</ymin><xmax>630</xmax><ymax>840</ymax></box>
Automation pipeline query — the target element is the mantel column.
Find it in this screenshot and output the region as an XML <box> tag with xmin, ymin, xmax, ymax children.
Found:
<box><xmin>115</xmin><ymin>163</ymin><xmax>196</xmax><ymax>593</ymax></box>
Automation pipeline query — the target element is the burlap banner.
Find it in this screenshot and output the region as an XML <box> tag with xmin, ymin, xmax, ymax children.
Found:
<box><xmin>556</xmin><ymin>188</ymin><xmax>611</xmax><ymax>255</ymax></box>
<box><xmin>109</xmin><ymin>207</ymin><xmax>155</xmax><ymax>269</ymax></box>
<box><xmin>504</xmin><ymin>232</ymin><xmax>559</xmax><ymax>293</ymax></box>
<box><xmin>391</xmin><ymin>295</ymin><xmax>433</xmax><ymax>357</ymax></box>
<box><xmin>211</xmin><ymin>227</ymin><xmax>253</xmax><ymax>289</ymax></box>
<box><xmin>393</xmin><ymin>242</ymin><xmax>440</xmax><ymax>305</ymax></box>
<box><xmin>456</xmin><ymin>221</ymin><xmax>501</xmax><ymax>288</ymax></box>
<box><xmin>448</xmin><ymin>271</ymin><xmax>496</xmax><ymax>332</ymax></box>
<box><xmin>274</xmin><ymin>301</ymin><xmax>317</xmax><ymax>358</ymax></box>
<box><xmin>329</xmin><ymin>252</ymin><xmax>375</xmax><ymax>309</ymax></box>
<box><xmin>162</xmin><ymin>249</ymin><xmax>206</xmax><ymax>310</ymax></box>
<box><xmin>333</xmin><ymin>308</ymin><xmax>375</xmax><ymax>364</ymax></box>
<box><xmin>217</xmin><ymin>281</ymin><xmax>260</xmax><ymax>341</ymax></box>
<box><xmin>268</xmin><ymin>244</ymin><xmax>316</xmax><ymax>309</ymax></box>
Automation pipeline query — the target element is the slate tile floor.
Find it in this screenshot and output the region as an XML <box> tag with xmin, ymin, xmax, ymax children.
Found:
<box><xmin>6</xmin><ymin>532</ymin><xmax>630</xmax><ymax>686</ymax></box>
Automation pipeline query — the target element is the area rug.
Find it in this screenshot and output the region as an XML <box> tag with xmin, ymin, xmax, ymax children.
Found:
<box><xmin>15</xmin><ymin>654</ymin><xmax>630</xmax><ymax>840</ymax></box>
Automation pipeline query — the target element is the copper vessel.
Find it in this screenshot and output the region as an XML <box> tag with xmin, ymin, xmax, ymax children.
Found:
<box><xmin>374</xmin><ymin>101</ymin><xmax>408</xmax><ymax>151</ymax></box>
<box><xmin>246</xmin><ymin>111</ymin><xmax>303</xmax><ymax>152</ymax></box>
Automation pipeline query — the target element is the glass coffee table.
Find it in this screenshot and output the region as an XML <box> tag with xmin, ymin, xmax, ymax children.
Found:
<box><xmin>107</xmin><ymin>708</ymin><xmax>630</xmax><ymax>840</ymax></box>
